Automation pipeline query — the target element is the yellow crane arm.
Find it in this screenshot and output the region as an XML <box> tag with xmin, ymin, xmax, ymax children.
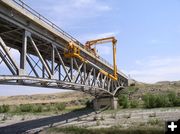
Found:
<box><xmin>85</xmin><ymin>36</ymin><xmax>118</xmax><ymax>81</ymax></box>
<box><xmin>85</xmin><ymin>37</ymin><xmax>117</xmax><ymax>47</ymax></box>
<box><xmin>64</xmin><ymin>36</ymin><xmax>118</xmax><ymax>81</ymax></box>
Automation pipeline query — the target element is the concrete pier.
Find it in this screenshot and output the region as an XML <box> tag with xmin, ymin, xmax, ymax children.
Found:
<box><xmin>93</xmin><ymin>97</ymin><xmax>118</xmax><ymax>110</ymax></box>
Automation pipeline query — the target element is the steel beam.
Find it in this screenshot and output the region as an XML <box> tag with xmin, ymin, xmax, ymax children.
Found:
<box><xmin>29</xmin><ymin>36</ymin><xmax>52</xmax><ymax>78</ymax></box>
<box><xmin>0</xmin><ymin>0</ymin><xmax>128</xmax><ymax>97</ymax></box>
<box><xmin>51</xmin><ymin>45</ymin><xmax>55</xmax><ymax>75</ymax></box>
<box><xmin>26</xmin><ymin>56</ymin><xmax>39</xmax><ymax>77</ymax></box>
<box><xmin>0</xmin><ymin>49</ymin><xmax>16</xmax><ymax>75</ymax></box>
<box><xmin>20</xmin><ymin>30</ymin><xmax>27</xmax><ymax>72</ymax></box>
<box><xmin>0</xmin><ymin>36</ymin><xmax>19</xmax><ymax>74</ymax></box>
<box><xmin>55</xmin><ymin>47</ymin><xmax>71</xmax><ymax>81</ymax></box>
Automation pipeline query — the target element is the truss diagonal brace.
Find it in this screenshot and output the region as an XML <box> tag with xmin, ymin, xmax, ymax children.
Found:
<box><xmin>29</xmin><ymin>36</ymin><xmax>52</xmax><ymax>78</ymax></box>
<box><xmin>55</xmin><ymin>47</ymin><xmax>71</xmax><ymax>81</ymax></box>
<box><xmin>26</xmin><ymin>56</ymin><xmax>39</xmax><ymax>77</ymax></box>
<box><xmin>0</xmin><ymin>36</ymin><xmax>19</xmax><ymax>74</ymax></box>
<box><xmin>0</xmin><ymin>49</ymin><xmax>16</xmax><ymax>75</ymax></box>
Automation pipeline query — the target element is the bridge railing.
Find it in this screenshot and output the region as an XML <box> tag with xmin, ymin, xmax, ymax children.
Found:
<box><xmin>11</xmin><ymin>0</ymin><xmax>114</xmax><ymax>70</ymax></box>
<box><xmin>12</xmin><ymin>0</ymin><xmax>83</xmax><ymax>46</ymax></box>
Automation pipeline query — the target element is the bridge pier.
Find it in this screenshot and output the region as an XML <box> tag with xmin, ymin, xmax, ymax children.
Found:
<box><xmin>93</xmin><ymin>97</ymin><xmax>118</xmax><ymax>110</ymax></box>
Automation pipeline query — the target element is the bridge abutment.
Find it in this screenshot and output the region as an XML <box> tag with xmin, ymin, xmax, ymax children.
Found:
<box><xmin>93</xmin><ymin>97</ymin><xmax>118</xmax><ymax>110</ymax></box>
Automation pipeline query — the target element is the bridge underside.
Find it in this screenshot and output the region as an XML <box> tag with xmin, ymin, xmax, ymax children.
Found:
<box><xmin>0</xmin><ymin>0</ymin><xmax>128</xmax><ymax>98</ymax></box>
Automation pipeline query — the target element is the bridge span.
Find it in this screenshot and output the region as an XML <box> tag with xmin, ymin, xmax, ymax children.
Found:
<box><xmin>0</xmin><ymin>0</ymin><xmax>128</xmax><ymax>109</ymax></box>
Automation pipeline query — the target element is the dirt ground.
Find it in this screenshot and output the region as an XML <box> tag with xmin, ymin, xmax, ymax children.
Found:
<box><xmin>1</xmin><ymin>107</ymin><xmax>179</xmax><ymax>133</ymax></box>
<box><xmin>56</xmin><ymin>107</ymin><xmax>180</xmax><ymax>129</ymax></box>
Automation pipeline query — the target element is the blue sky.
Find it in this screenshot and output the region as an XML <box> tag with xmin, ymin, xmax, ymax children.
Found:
<box><xmin>1</xmin><ymin>0</ymin><xmax>180</xmax><ymax>96</ymax></box>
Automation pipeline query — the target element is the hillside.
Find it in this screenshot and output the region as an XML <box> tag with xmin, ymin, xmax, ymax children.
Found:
<box><xmin>0</xmin><ymin>81</ymin><xmax>180</xmax><ymax>106</ymax></box>
<box><xmin>0</xmin><ymin>81</ymin><xmax>180</xmax><ymax>134</ymax></box>
<box><xmin>0</xmin><ymin>91</ymin><xmax>92</xmax><ymax>106</ymax></box>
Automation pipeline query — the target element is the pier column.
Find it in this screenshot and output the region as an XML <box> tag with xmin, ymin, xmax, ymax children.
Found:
<box><xmin>93</xmin><ymin>97</ymin><xmax>118</xmax><ymax>110</ymax></box>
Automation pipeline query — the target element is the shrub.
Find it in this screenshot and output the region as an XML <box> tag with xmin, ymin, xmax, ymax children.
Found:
<box><xmin>130</xmin><ymin>100</ymin><xmax>139</xmax><ymax>108</ymax></box>
<box><xmin>55</xmin><ymin>103</ymin><xmax>66</xmax><ymax>111</ymax></box>
<box><xmin>32</xmin><ymin>104</ymin><xmax>42</xmax><ymax>113</ymax></box>
<box><xmin>19</xmin><ymin>104</ymin><xmax>32</xmax><ymax>112</ymax></box>
<box><xmin>143</xmin><ymin>92</ymin><xmax>179</xmax><ymax>108</ymax></box>
<box><xmin>118</xmin><ymin>94</ymin><xmax>129</xmax><ymax>108</ymax></box>
<box><xmin>128</xmin><ymin>87</ymin><xmax>139</xmax><ymax>94</ymax></box>
<box><xmin>157</xmin><ymin>94</ymin><xmax>170</xmax><ymax>107</ymax></box>
<box><xmin>143</xmin><ymin>94</ymin><xmax>152</xmax><ymax>108</ymax></box>
<box><xmin>44</xmin><ymin>104</ymin><xmax>51</xmax><ymax>112</ymax></box>
<box><xmin>143</xmin><ymin>93</ymin><xmax>169</xmax><ymax>108</ymax></box>
<box><xmin>0</xmin><ymin>105</ymin><xmax>9</xmax><ymax>113</ymax></box>
<box><xmin>167</xmin><ymin>91</ymin><xmax>176</xmax><ymax>106</ymax></box>
<box><xmin>174</xmin><ymin>97</ymin><xmax>180</xmax><ymax>106</ymax></box>
<box><xmin>147</xmin><ymin>118</ymin><xmax>160</xmax><ymax>125</ymax></box>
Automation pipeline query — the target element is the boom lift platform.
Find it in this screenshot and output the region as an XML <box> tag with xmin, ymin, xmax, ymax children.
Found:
<box><xmin>64</xmin><ymin>37</ymin><xmax>118</xmax><ymax>81</ymax></box>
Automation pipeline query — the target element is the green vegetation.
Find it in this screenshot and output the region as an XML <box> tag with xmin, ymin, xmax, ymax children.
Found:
<box><xmin>117</xmin><ymin>85</ymin><xmax>180</xmax><ymax>109</ymax></box>
<box><xmin>0</xmin><ymin>105</ymin><xmax>9</xmax><ymax>113</ymax></box>
<box><xmin>19</xmin><ymin>104</ymin><xmax>33</xmax><ymax>112</ymax></box>
<box><xmin>55</xmin><ymin>103</ymin><xmax>66</xmax><ymax>111</ymax></box>
<box><xmin>0</xmin><ymin>102</ymin><xmax>66</xmax><ymax>114</ymax></box>
<box><xmin>118</xmin><ymin>94</ymin><xmax>129</xmax><ymax>108</ymax></box>
<box><xmin>32</xmin><ymin>104</ymin><xmax>43</xmax><ymax>113</ymax></box>
<box><xmin>143</xmin><ymin>92</ymin><xmax>180</xmax><ymax>108</ymax></box>
<box><xmin>48</xmin><ymin>126</ymin><xmax>164</xmax><ymax>134</ymax></box>
<box><xmin>130</xmin><ymin>100</ymin><xmax>139</xmax><ymax>108</ymax></box>
<box><xmin>127</xmin><ymin>86</ymin><xmax>139</xmax><ymax>95</ymax></box>
<box><xmin>118</xmin><ymin>86</ymin><xmax>140</xmax><ymax>109</ymax></box>
<box><xmin>147</xmin><ymin>118</ymin><xmax>160</xmax><ymax>126</ymax></box>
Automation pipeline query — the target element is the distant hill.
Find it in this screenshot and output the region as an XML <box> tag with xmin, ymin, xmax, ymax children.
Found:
<box><xmin>155</xmin><ymin>80</ymin><xmax>180</xmax><ymax>85</ymax></box>
<box><xmin>0</xmin><ymin>80</ymin><xmax>179</xmax><ymax>106</ymax></box>
<box><xmin>0</xmin><ymin>91</ymin><xmax>92</xmax><ymax>105</ymax></box>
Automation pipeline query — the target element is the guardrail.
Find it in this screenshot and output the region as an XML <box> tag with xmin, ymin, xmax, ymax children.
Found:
<box><xmin>12</xmin><ymin>0</ymin><xmax>115</xmax><ymax>71</ymax></box>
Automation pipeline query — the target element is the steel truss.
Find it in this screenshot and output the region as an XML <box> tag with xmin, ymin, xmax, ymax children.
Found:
<box><xmin>0</xmin><ymin>30</ymin><xmax>126</xmax><ymax>97</ymax></box>
<box><xmin>0</xmin><ymin>0</ymin><xmax>128</xmax><ymax>97</ymax></box>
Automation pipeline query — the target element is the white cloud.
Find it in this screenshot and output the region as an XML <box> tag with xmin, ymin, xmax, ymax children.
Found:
<box><xmin>30</xmin><ymin>0</ymin><xmax>111</xmax><ymax>27</ymax></box>
<box><xmin>72</xmin><ymin>0</ymin><xmax>111</xmax><ymax>11</ymax></box>
<box><xmin>127</xmin><ymin>56</ymin><xmax>180</xmax><ymax>83</ymax></box>
<box><xmin>96</xmin><ymin>32</ymin><xmax>118</xmax><ymax>39</ymax></box>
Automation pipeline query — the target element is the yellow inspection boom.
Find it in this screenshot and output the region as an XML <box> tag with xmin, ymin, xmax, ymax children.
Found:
<box><xmin>64</xmin><ymin>37</ymin><xmax>118</xmax><ymax>81</ymax></box>
<box><xmin>64</xmin><ymin>41</ymin><xmax>87</xmax><ymax>63</ymax></box>
<box><xmin>85</xmin><ymin>37</ymin><xmax>118</xmax><ymax>80</ymax></box>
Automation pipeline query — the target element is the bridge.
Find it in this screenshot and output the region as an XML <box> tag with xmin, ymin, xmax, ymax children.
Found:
<box><xmin>0</xmin><ymin>0</ymin><xmax>128</xmax><ymax>109</ymax></box>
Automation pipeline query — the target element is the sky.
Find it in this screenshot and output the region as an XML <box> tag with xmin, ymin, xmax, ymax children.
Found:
<box><xmin>1</xmin><ymin>0</ymin><xmax>180</xmax><ymax>96</ymax></box>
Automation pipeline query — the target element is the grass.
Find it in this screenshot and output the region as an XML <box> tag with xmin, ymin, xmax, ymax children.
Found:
<box><xmin>118</xmin><ymin>94</ymin><xmax>129</xmax><ymax>108</ymax></box>
<box><xmin>0</xmin><ymin>102</ymin><xmax>66</xmax><ymax>114</ymax></box>
<box><xmin>143</xmin><ymin>91</ymin><xmax>180</xmax><ymax>108</ymax></box>
<box><xmin>147</xmin><ymin>118</ymin><xmax>160</xmax><ymax>126</ymax></box>
<box><xmin>48</xmin><ymin>126</ymin><xmax>164</xmax><ymax>134</ymax></box>
<box><xmin>0</xmin><ymin>105</ymin><xmax>9</xmax><ymax>113</ymax></box>
<box><xmin>117</xmin><ymin>86</ymin><xmax>180</xmax><ymax>109</ymax></box>
<box><xmin>130</xmin><ymin>100</ymin><xmax>139</xmax><ymax>108</ymax></box>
